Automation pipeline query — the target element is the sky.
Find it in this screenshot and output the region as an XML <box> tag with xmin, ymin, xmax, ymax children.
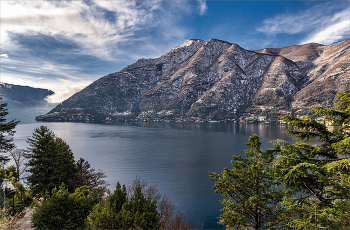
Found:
<box><xmin>1</xmin><ymin>0</ymin><xmax>349</xmax><ymax>103</ymax></box>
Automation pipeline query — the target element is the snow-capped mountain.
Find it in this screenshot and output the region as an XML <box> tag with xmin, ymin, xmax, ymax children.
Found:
<box><xmin>37</xmin><ymin>38</ymin><xmax>350</xmax><ymax>122</ymax></box>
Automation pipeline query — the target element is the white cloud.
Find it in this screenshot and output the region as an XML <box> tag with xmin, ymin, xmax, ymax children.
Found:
<box><xmin>256</xmin><ymin>3</ymin><xmax>350</xmax><ymax>45</ymax></box>
<box><xmin>0</xmin><ymin>0</ymin><xmax>196</xmax><ymax>103</ymax></box>
<box><xmin>2</xmin><ymin>70</ymin><xmax>91</xmax><ymax>103</ymax></box>
<box><xmin>0</xmin><ymin>54</ymin><xmax>9</xmax><ymax>59</ymax></box>
<box><xmin>198</xmin><ymin>0</ymin><xmax>208</xmax><ymax>15</ymax></box>
<box><xmin>0</xmin><ymin>1</ymin><xmax>161</xmax><ymax>61</ymax></box>
<box><xmin>45</xmin><ymin>83</ymin><xmax>88</xmax><ymax>103</ymax></box>
<box><xmin>301</xmin><ymin>10</ymin><xmax>350</xmax><ymax>45</ymax></box>
<box><xmin>1</xmin><ymin>69</ymin><xmax>91</xmax><ymax>103</ymax></box>
<box><xmin>0</xmin><ymin>57</ymin><xmax>95</xmax><ymax>103</ymax></box>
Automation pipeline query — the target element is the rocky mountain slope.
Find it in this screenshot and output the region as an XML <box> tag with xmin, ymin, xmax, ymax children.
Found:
<box><xmin>37</xmin><ymin>38</ymin><xmax>350</xmax><ymax>123</ymax></box>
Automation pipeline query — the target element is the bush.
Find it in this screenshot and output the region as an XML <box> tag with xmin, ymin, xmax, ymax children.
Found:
<box><xmin>87</xmin><ymin>178</ymin><xmax>192</xmax><ymax>229</ymax></box>
<box><xmin>86</xmin><ymin>182</ymin><xmax>160</xmax><ymax>229</ymax></box>
<box><xmin>31</xmin><ymin>184</ymin><xmax>101</xmax><ymax>229</ymax></box>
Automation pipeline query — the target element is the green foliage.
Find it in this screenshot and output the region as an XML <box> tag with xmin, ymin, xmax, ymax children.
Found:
<box><xmin>26</xmin><ymin>126</ymin><xmax>77</xmax><ymax>197</ymax></box>
<box><xmin>86</xmin><ymin>182</ymin><xmax>127</xmax><ymax>229</ymax></box>
<box><xmin>209</xmin><ymin>135</ymin><xmax>286</xmax><ymax>229</ymax></box>
<box><xmin>1</xmin><ymin>176</ymin><xmax>33</xmax><ymax>217</ymax></box>
<box><xmin>31</xmin><ymin>184</ymin><xmax>100</xmax><ymax>229</ymax></box>
<box><xmin>119</xmin><ymin>184</ymin><xmax>160</xmax><ymax>229</ymax></box>
<box><xmin>86</xmin><ymin>182</ymin><xmax>160</xmax><ymax>229</ymax></box>
<box><xmin>109</xmin><ymin>182</ymin><xmax>128</xmax><ymax>215</ymax></box>
<box><xmin>0</xmin><ymin>165</ymin><xmax>18</xmax><ymax>185</ymax></box>
<box><xmin>273</xmin><ymin>90</ymin><xmax>350</xmax><ymax>228</ymax></box>
<box><xmin>0</xmin><ymin>95</ymin><xmax>19</xmax><ymax>163</ymax></box>
<box><xmin>282</xmin><ymin>196</ymin><xmax>350</xmax><ymax>229</ymax></box>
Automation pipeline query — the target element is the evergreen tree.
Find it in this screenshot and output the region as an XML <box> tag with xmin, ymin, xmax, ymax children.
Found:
<box><xmin>272</xmin><ymin>90</ymin><xmax>350</xmax><ymax>228</ymax></box>
<box><xmin>87</xmin><ymin>182</ymin><xmax>160</xmax><ymax>229</ymax></box>
<box><xmin>209</xmin><ymin>135</ymin><xmax>286</xmax><ymax>229</ymax></box>
<box><xmin>26</xmin><ymin>126</ymin><xmax>76</xmax><ymax>197</ymax></box>
<box><xmin>118</xmin><ymin>182</ymin><xmax>160</xmax><ymax>229</ymax></box>
<box><xmin>0</xmin><ymin>95</ymin><xmax>19</xmax><ymax>164</ymax></box>
<box><xmin>86</xmin><ymin>182</ymin><xmax>127</xmax><ymax>229</ymax></box>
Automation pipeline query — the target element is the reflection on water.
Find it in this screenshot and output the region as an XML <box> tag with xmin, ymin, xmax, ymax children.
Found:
<box><xmin>123</xmin><ymin>122</ymin><xmax>294</xmax><ymax>142</ymax></box>
<box><xmin>6</xmin><ymin>105</ymin><xmax>57</xmax><ymax>124</ymax></box>
<box><xmin>13</xmin><ymin>122</ymin><xmax>296</xmax><ymax>229</ymax></box>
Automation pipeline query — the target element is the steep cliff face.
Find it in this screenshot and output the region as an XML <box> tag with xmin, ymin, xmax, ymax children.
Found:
<box><xmin>37</xmin><ymin>38</ymin><xmax>350</xmax><ymax>122</ymax></box>
<box><xmin>291</xmin><ymin>39</ymin><xmax>350</xmax><ymax>113</ymax></box>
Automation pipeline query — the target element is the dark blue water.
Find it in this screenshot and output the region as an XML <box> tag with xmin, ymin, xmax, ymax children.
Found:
<box><xmin>13</xmin><ymin>122</ymin><xmax>294</xmax><ymax>229</ymax></box>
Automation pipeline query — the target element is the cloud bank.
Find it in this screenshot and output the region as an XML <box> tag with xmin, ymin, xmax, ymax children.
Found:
<box><xmin>45</xmin><ymin>83</ymin><xmax>88</xmax><ymax>104</ymax></box>
<box><xmin>1</xmin><ymin>1</ymin><xmax>162</xmax><ymax>61</ymax></box>
<box><xmin>1</xmin><ymin>0</ymin><xmax>203</xmax><ymax>103</ymax></box>
<box><xmin>1</xmin><ymin>56</ymin><xmax>94</xmax><ymax>103</ymax></box>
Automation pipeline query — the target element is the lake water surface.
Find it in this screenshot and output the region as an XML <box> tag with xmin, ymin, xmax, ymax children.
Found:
<box><xmin>13</xmin><ymin>122</ymin><xmax>294</xmax><ymax>229</ymax></box>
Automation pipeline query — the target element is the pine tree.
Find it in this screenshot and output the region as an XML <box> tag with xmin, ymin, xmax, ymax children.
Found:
<box><xmin>209</xmin><ymin>135</ymin><xmax>286</xmax><ymax>229</ymax></box>
<box><xmin>86</xmin><ymin>182</ymin><xmax>127</xmax><ymax>229</ymax></box>
<box><xmin>118</xmin><ymin>182</ymin><xmax>160</xmax><ymax>229</ymax></box>
<box><xmin>87</xmin><ymin>182</ymin><xmax>160</xmax><ymax>229</ymax></box>
<box><xmin>0</xmin><ymin>95</ymin><xmax>19</xmax><ymax>164</ymax></box>
<box><xmin>26</xmin><ymin>126</ymin><xmax>76</xmax><ymax>197</ymax></box>
<box><xmin>272</xmin><ymin>90</ymin><xmax>350</xmax><ymax>228</ymax></box>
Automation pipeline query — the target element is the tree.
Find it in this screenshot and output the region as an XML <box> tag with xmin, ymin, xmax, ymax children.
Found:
<box><xmin>8</xmin><ymin>148</ymin><xmax>28</xmax><ymax>182</ymax></box>
<box><xmin>118</xmin><ymin>182</ymin><xmax>160</xmax><ymax>229</ymax></box>
<box><xmin>0</xmin><ymin>95</ymin><xmax>19</xmax><ymax>165</ymax></box>
<box><xmin>127</xmin><ymin>177</ymin><xmax>192</xmax><ymax>229</ymax></box>
<box><xmin>271</xmin><ymin>90</ymin><xmax>350</xmax><ymax>228</ymax></box>
<box><xmin>69</xmin><ymin>157</ymin><xmax>108</xmax><ymax>191</ymax></box>
<box><xmin>86</xmin><ymin>181</ymin><xmax>160</xmax><ymax>229</ymax></box>
<box><xmin>86</xmin><ymin>182</ymin><xmax>128</xmax><ymax>229</ymax></box>
<box><xmin>0</xmin><ymin>165</ymin><xmax>18</xmax><ymax>188</ymax></box>
<box><xmin>86</xmin><ymin>178</ymin><xmax>191</xmax><ymax>229</ymax></box>
<box><xmin>209</xmin><ymin>135</ymin><xmax>286</xmax><ymax>229</ymax></box>
<box><xmin>26</xmin><ymin>126</ymin><xmax>76</xmax><ymax>197</ymax></box>
<box><xmin>31</xmin><ymin>184</ymin><xmax>101</xmax><ymax>229</ymax></box>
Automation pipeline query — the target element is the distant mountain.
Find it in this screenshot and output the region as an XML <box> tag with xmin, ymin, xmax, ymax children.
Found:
<box><xmin>37</xmin><ymin>38</ymin><xmax>350</xmax><ymax>123</ymax></box>
<box><xmin>1</xmin><ymin>83</ymin><xmax>56</xmax><ymax>123</ymax></box>
<box><xmin>0</xmin><ymin>82</ymin><xmax>54</xmax><ymax>107</ymax></box>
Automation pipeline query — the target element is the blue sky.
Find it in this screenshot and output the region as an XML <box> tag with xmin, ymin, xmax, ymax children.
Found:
<box><xmin>1</xmin><ymin>0</ymin><xmax>349</xmax><ymax>103</ymax></box>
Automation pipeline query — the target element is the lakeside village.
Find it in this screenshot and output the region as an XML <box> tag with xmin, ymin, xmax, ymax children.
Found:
<box><xmin>36</xmin><ymin>108</ymin><xmax>334</xmax><ymax>126</ymax></box>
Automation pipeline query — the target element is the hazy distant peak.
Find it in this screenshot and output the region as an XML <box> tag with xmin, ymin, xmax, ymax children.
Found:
<box><xmin>0</xmin><ymin>83</ymin><xmax>54</xmax><ymax>108</ymax></box>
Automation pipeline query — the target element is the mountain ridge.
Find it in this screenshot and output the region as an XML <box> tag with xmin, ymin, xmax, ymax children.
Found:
<box><xmin>36</xmin><ymin>38</ymin><xmax>350</xmax><ymax>123</ymax></box>
<box><xmin>0</xmin><ymin>82</ymin><xmax>54</xmax><ymax>107</ymax></box>
<box><xmin>0</xmin><ymin>83</ymin><xmax>56</xmax><ymax>123</ymax></box>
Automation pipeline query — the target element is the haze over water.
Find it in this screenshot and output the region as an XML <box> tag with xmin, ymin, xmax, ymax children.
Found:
<box><xmin>14</xmin><ymin>122</ymin><xmax>294</xmax><ymax>229</ymax></box>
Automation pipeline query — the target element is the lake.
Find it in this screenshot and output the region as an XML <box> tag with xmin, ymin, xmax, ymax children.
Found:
<box><xmin>13</xmin><ymin>121</ymin><xmax>294</xmax><ymax>229</ymax></box>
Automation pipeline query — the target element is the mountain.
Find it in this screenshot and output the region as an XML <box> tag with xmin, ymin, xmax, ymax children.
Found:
<box><xmin>36</xmin><ymin>38</ymin><xmax>350</xmax><ymax>123</ymax></box>
<box><xmin>0</xmin><ymin>83</ymin><xmax>54</xmax><ymax>107</ymax></box>
<box><xmin>0</xmin><ymin>83</ymin><xmax>56</xmax><ymax>123</ymax></box>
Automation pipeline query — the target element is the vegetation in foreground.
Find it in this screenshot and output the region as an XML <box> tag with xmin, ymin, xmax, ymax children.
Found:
<box><xmin>2</xmin><ymin>88</ymin><xmax>350</xmax><ymax>229</ymax></box>
<box><xmin>210</xmin><ymin>90</ymin><xmax>350</xmax><ymax>229</ymax></box>
<box><xmin>0</xmin><ymin>95</ymin><xmax>191</xmax><ymax>229</ymax></box>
